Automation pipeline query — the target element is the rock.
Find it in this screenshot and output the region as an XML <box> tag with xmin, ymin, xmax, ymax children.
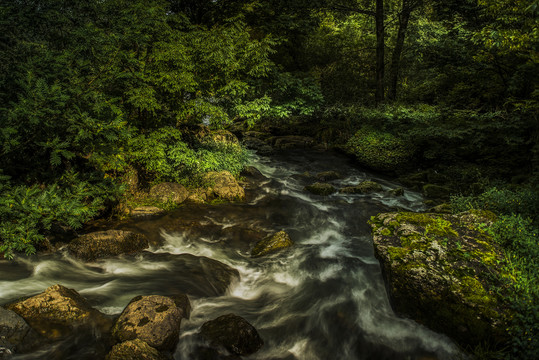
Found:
<box><xmin>204</xmin><ymin>171</ymin><xmax>245</xmax><ymax>201</ymax></box>
<box><xmin>149</xmin><ymin>182</ymin><xmax>189</xmax><ymax>204</ymax></box>
<box><xmin>5</xmin><ymin>284</ymin><xmax>112</xmax><ymax>340</ymax></box>
<box><xmin>304</xmin><ymin>182</ymin><xmax>336</xmax><ymax>196</ymax></box>
<box><xmin>422</xmin><ymin>184</ymin><xmax>452</xmax><ymax>199</ymax></box>
<box><xmin>242</xmin><ymin>136</ymin><xmax>273</xmax><ymax>155</ymax></box>
<box><xmin>315</xmin><ymin>171</ymin><xmax>342</xmax><ymax>182</ymax></box>
<box><xmin>207</xmin><ymin>130</ymin><xmax>240</xmax><ymax>147</ymax></box>
<box><xmin>339</xmin><ymin>181</ymin><xmax>383</xmax><ymax>194</ymax></box>
<box><xmin>106</xmin><ymin>339</ymin><xmax>165</xmax><ymax>360</ymax></box>
<box><xmin>0</xmin><ymin>308</ymin><xmax>40</xmax><ymax>353</ymax></box>
<box><xmin>67</xmin><ymin>230</ymin><xmax>149</xmax><ymax>261</ymax></box>
<box><xmin>251</xmin><ymin>231</ymin><xmax>293</xmax><ymax>257</ymax></box>
<box><xmin>200</xmin><ymin>314</ymin><xmax>263</xmax><ymax>356</ymax></box>
<box><xmin>429</xmin><ymin>203</ymin><xmax>452</xmax><ymax>214</ymax></box>
<box><xmin>344</xmin><ymin>127</ymin><xmax>415</xmax><ymax>172</ymax></box>
<box><xmin>112</xmin><ymin>295</ymin><xmax>188</xmax><ymax>351</ymax></box>
<box><xmin>388</xmin><ymin>187</ymin><xmax>404</xmax><ymax>196</ymax></box>
<box><xmin>368</xmin><ymin>211</ymin><xmax>512</xmax><ymax>349</ymax></box>
<box><xmin>271</xmin><ymin>135</ymin><xmax>315</xmax><ymax>150</ymax></box>
<box><xmin>240</xmin><ymin>166</ymin><xmax>266</xmax><ymax>180</ymax></box>
<box><xmin>398</xmin><ymin>172</ymin><xmax>428</xmax><ymax>190</ymax></box>
<box><xmin>130</xmin><ymin>206</ymin><xmax>166</xmax><ymax>218</ymax></box>
<box><xmin>0</xmin><ymin>343</ymin><xmax>13</xmax><ymax>360</ymax></box>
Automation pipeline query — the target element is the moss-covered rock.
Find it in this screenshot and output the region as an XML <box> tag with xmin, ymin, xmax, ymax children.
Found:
<box><xmin>369</xmin><ymin>211</ymin><xmax>512</xmax><ymax>350</ymax></box>
<box><xmin>5</xmin><ymin>284</ymin><xmax>111</xmax><ymax>340</ymax></box>
<box><xmin>251</xmin><ymin>231</ymin><xmax>293</xmax><ymax>257</ymax></box>
<box><xmin>305</xmin><ymin>182</ymin><xmax>336</xmax><ymax>196</ymax></box>
<box><xmin>344</xmin><ymin>127</ymin><xmax>415</xmax><ymax>172</ymax></box>
<box><xmin>422</xmin><ymin>184</ymin><xmax>452</xmax><ymax>199</ymax></box>
<box><xmin>316</xmin><ymin>171</ymin><xmax>342</xmax><ymax>182</ymax></box>
<box><xmin>149</xmin><ymin>182</ymin><xmax>189</xmax><ymax>204</ymax></box>
<box><xmin>67</xmin><ymin>230</ymin><xmax>149</xmax><ymax>261</ymax></box>
<box><xmin>106</xmin><ymin>339</ymin><xmax>165</xmax><ymax>360</ymax></box>
<box><xmin>204</xmin><ymin>171</ymin><xmax>245</xmax><ymax>201</ymax></box>
<box><xmin>339</xmin><ymin>180</ymin><xmax>383</xmax><ymax>194</ymax></box>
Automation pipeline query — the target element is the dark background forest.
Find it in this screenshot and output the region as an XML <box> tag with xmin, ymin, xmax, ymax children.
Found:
<box><xmin>0</xmin><ymin>0</ymin><xmax>537</xmax><ymax>358</ymax></box>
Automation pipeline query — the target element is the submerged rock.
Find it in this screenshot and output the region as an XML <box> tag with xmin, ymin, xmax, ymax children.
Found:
<box><xmin>388</xmin><ymin>187</ymin><xmax>404</xmax><ymax>197</ymax></box>
<box><xmin>251</xmin><ymin>231</ymin><xmax>293</xmax><ymax>257</ymax></box>
<box><xmin>149</xmin><ymin>182</ymin><xmax>189</xmax><ymax>204</ymax></box>
<box><xmin>204</xmin><ymin>171</ymin><xmax>245</xmax><ymax>201</ymax></box>
<box><xmin>106</xmin><ymin>339</ymin><xmax>165</xmax><ymax>360</ymax></box>
<box><xmin>200</xmin><ymin>314</ymin><xmax>263</xmax><ymax>356</ymax></box>
<box><xmin>315</xmin><ymin>171</ymin><xmax>342</xmax><ymax>182</ymax></box>
<box><xmin>369</xmin><ymin>211</ymin><xmax>512</xmax><ymax>348</ymax></box>
<box><xmin>67</xmin><ymin>230</ymin><xmax>149</xmax><ymax>261</ymax></box>
<box><xmin>5</xmin><ymin>284</ymin><xmax>111</xmax><ymax>340</ymax></box>
<box><xmin>112</xmin><ymin>295</ymin><xmax>189</xmax><ymax>351</ymax></box>
<box><xmin>0</xmin><ymin>308</ymin><xmax>40</xmax><ymax>353</ymax></box>
<box><xmin>339</xmin><ymin>180</ymin><xmax>383</xmax><ymax>194</ymax></box>
<box><xmin>305</xmin><ymin>182</ymin><xmax>336</xmax><ymax>196</ymax></box>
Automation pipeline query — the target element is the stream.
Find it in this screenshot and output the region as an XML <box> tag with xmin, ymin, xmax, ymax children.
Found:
<box><xmin>0</xmin><ymin>150</ymin><xmax>463</xmax><ymax>359</ymax></box>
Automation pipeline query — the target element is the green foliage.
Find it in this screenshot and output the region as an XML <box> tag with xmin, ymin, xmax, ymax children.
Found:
<box><xmin>345</xmin><ymin>126</ymin><xmax>415</xmax><ymax>171</ymax></box>
<box><xmin>0</xmin><ymin>173</ymin><xmax>123</xmax><ymax>259</ymax></box>
<box><xmin>127</xmin><ymin>127</ymin><xmax>248</xmax><ymax>186</ymax></box>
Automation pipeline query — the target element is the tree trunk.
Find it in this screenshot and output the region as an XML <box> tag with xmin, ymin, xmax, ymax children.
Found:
<box><xmin>388</xmin><ymin>1</ymin><xmax>412</xmax><ymax>101</ymax></box>
<box><xmin>375</xmin><ymin>0</ymin><xmax>385</xmax><ymax>105</ymax></box>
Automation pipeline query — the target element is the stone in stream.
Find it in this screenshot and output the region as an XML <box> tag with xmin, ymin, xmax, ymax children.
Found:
<box><xmin>112</xmin><ymin>295</ymin><xmax>190</xmax><ymax>351</ymax></box>
<box><xmin>0</xmin><ymin>308</ymin><xmax>40</xmax><ymax>354</ymax></box>
<box><xmin>200</xmin><ymin>314</ymin><xmax>263</xmax><ymax>356</ymax></box>
<box><xmin>5</xmin><ymin>284</ymin><xmax>112</xmax><ymax>340</ymax></box>
<box><xmin>304</xmin><ymin>182</ymin><xmax>336</xmax><ymax>196</ymax></box>
<box><xmin>339</xmin><ymin>180</ymin><xmax>383</xmax><ymax>194</ymax></box>
<box><xmin>369</xmin><ymin>211</ymin><xmax>513</xmax><ymax>349</ymax></box>
<box><xmin>149</xmin><ymin>182</ymin><xmax>189</xmax><ymax>204</ymax></box>
<box><xmin>204</xmin><ymin>171</ymin><xmax>245</xmax><ymax>201</ymax></box>
<box><xmin>251</xmin><ymin>230</ymin><xmax>293</xmax><ymax>257</ymax></box>
<box><xmin>67</xmin><ymin>230</ymin><xmax>149</xmax><ymax>261</ymax></box>
<box><xmin>106</xmin><ymin>339</ymin><xmax>166</xmax><ymax>360</ymax></box>
<box><xmin>315</xmin><ymin>171</ymin><xmax>342</xmax><ymax>182</ymax></box>
<box><xmin>129</xmin><ymin>206</ymin><xmax>167</xmax><ymax>218</ymax></box>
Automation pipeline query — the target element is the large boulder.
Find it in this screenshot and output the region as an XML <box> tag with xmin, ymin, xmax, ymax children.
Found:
<box><xmin>112</xmin><ymin>295</ymin><xmax>189</xmax><ymax>351</ymax></box>
<box><xmin>200</xmin><ymin>314</ymin><xmax>263</xmax><ymax>356</ymax></box>
<box><xmin>339</xmin><ymin>180</ymin><xmax>383</xmax><ymax>194</ymax></box>
<box><xmin>67</xmin><ymin>230</ymin><xmax>149</xmax><ymax>261</ymax></box>
<box><xmin>5</xmin><ymin>284</ymin><xmax>111</xmax><ymax>340</ymax></box>
<box><xmin>251</xmin><ymin>231</ymin><xmax>293</xmax><ymax>257</ymax></box>
<box><xmin>149</xmin><ymin>182</ymin><xmax>189</xmax><ymax>204</ymax></box>
<box><xmin>204</xmin><ymin>171</ymin><xmax>245</xmax><ymax>201</ymax></box>
<box><xmin>369</xmin><ymin>211</ymin><xmax>512</xmax><ymax>349</ymax></box>
<box><xmin>106</xmin><ymin>339</ymin><xmax>165</xmax><ymax>360</ymax></box>
<box><xmin>0</xmin><ymin>308</ymin><xmax>40</xmax><ymax>353</ymax></box>
<box><xmin>304</xmin><ymin>182</ymin><xmax>336</xmax><ymax>196</ymax></box>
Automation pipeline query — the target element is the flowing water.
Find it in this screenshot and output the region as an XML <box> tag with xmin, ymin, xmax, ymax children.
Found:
<box><xmin>0</xmin><ymin>150</ymin><xmax>463</xmax><ymax>359</ymax></box>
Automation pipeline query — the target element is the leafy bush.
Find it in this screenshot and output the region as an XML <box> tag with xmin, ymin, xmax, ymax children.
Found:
<box><xmin>0</xmin><ymin>173</ymin><xmax>123</xmax><ymax>259</ymax></box>
<box><xmin>345</xmin><ymin>126</ymin><xmax>415</xmax><ymax>171</ymax></box>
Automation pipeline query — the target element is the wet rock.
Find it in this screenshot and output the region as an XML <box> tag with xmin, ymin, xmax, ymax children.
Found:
<box><xmin>251</xmin><ymin>230</ymin><xmax>293</xmax><ymax>257</ymax></box>
<box><xmin>112</xmin><ymin>295</ymin><xmax>188</xmax><ymax>351</ymax></box>
<box><xmin>204</xmin><ymin>171</ymin><xmax>245</xmax><ymax>201</ymax></box>
<box><xmin>304</xmin><ymin>182</ymin><xmax>336</xmax><ymax>196</ymax></box>
<box><xmin>242</xmin><ymin>136</ymin><xmax>273</xmax><ymax>155</ymax></box>
<box><xmin>339</xmin><ymin>181</ymin><xmax>383</xmax><ymax>194</ymax></box>
<box><xmin>5</xmin><ymin>284</ymin><xmax>112</xmax><ymax>340</ymax></box>
<box><xmin>106</xmin><ymin>339</ymin><xmax>165</xmax><ymax>360</ymax></box>
<box><xmin>271</xmin><ymin>135</ymin><xmax>315</xmax><ymax>150</ymax></box>
<box><xmin>422</xmin><ymin>184</ymin><xmax>452</xmax><ymax>199</ymax></box>
<box><xmin>130</xmin><ymin>206</ymin><xmax>166</xmax><ymax>218</ymax></box>
<box><xmin>149</xmin><ymin>182</ymin><xmax>189</xmax><ymax>204</ymax></box>
<box><xmin>200</xmin><ymin>314</ymin><xmax>263</xmax><ymax>356</ymax></box>
<box><xmin>67</xmin><ymin>230</ymin><xmax>149</xmax><ymax>261</ymax></box>
<box><xmin>240</xmin><ymin>166</ymin><xmax>266</xmax><ymax>180</ymax></box>
<box><xmin>428</xmin><ymin>203</ymin><xmax>452</xmax><ymax>214</ymax></box>
<box><xmin>388</xmin><ymin>187</ymin><xmax>404</xmax><ymax>196</ymax></box>
<box><xmin>315</xmin><ymin>171</ymin><xmax>342</xmax><ymax>182</ymax></box>
<box><xmin>0</xmin><ymin>343</ymin><xmax>13</xmax><ymax>360</ymax></box>
<box><xmin>369</xmin><ymin>211</ymin><xmax>512</xmax><ymax>349</ymax></box>
<box><xmin>0</xmin><ymin>308</ymin><xmax>40</xmax><ymax>353</ymax></box>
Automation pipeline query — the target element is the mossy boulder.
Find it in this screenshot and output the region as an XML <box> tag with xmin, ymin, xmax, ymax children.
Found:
<box><xmin>340</xmin><ymin>180</ymin><xmax>383</xmax><ymax>194</ymax></box>
<box><xmin>369</xmin><ymin>211</ymin><xmax>512</xmax><ymax>349</ymax></box>
<box><xmin>149</xmin><ymin>182</ymin><xmax>189</xmax><ymax>204</ymax></box>
<box><xmin>67</xmin><ymin>230</ymin><xmax>149</xmax><ymax>261</ymax></box>
<box><xmin>5</xmin><ymin>284</ymin><xmax>112</xmax><ymax>340</ymax></box>
<box><xmin>106</xmin><ymin>339</ymin><xmax>165</xmax><ymax>360</ymax></box>
<box><xmin>200</xmin><ymin>313</ymin><xmax>263</xmax><ymax>356</ymax></box>
<box><xmin>112</xmin><ymin>295</ymin><xmax>189</xmax><ymax>351</ymax></box>
<box><xmin>316</xmin><ymin>171</ymin><xmax>342</xmax><ymax>182</ymax></box>
<box><xmin>251</xmin><ymin>231</ymin><xmax>293</xmax><ymax>257</ymax></box>
<box><xmin>305</xmin><ymin>182</ymin><xmax>336</xmax><ymax>196</ymax></box>
<box><xmin>204</xmin><ymin>171</ymin><xmax>245</xmax><ymax>201</ymax></box>
<box><xmin>344</xmin><ymin>127</ymin><xmax>415</xmax><ymax>172</ymax></box>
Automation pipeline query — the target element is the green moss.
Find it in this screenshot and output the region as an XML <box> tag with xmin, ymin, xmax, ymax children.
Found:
<box><xmin>380</xmin><ymin>228</ymin><xmax>392</xmax><ymax>236</ymax></box>
<box><xmin>387</xmin><ymin>246</ymin><xmax>410</xmax><ymax>260</ymax></box>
